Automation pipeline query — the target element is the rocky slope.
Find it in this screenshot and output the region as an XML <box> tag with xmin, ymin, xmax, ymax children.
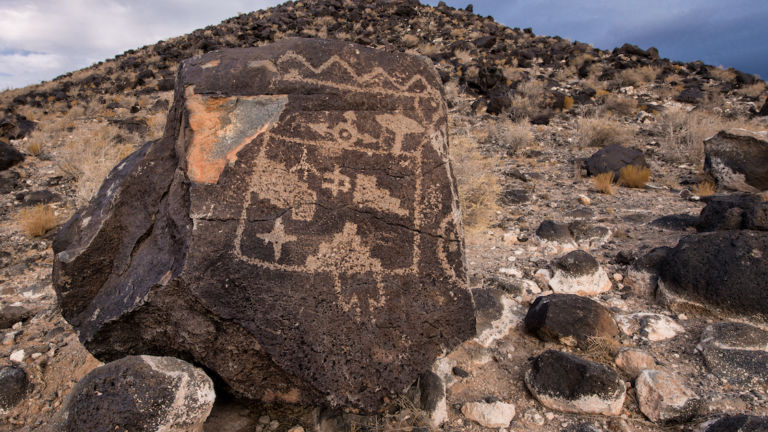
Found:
<box><xmin>1</xmin><ymin>0</ymin><xmax>768</xmax><ymax>431</ymax></box>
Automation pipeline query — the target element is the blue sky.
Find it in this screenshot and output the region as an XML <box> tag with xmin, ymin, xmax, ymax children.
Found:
<box><xmin>1</xmin><ymin>0</ymin><xmax>766</xmax><ymax>90</ymax></box>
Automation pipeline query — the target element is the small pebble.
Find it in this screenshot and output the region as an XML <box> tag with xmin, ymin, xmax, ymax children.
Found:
<box><xmin>10</xmin><ymin>349</ymin><xmax>25</xmax><ymax>363</ymax></box>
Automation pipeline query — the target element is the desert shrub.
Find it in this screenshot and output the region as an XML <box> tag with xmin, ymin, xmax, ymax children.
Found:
<box><xmin>417</xmin><ymin>43</ymin><xmax>441</xmax><ymax>57</ymax></box>
<box><xmin>518</xmin><ymin>79</ymin><xmax>546</xmax><ymax>106</ymax></box>
<box><xmin>488</xmin><ymin>120</ymin><xmax>533</xmax><ymax>155</ymax></box>
<box><xmin>602</xmin><ymin>94</ymin><xmax>637</xmax><ymax>115</ymax></box>
<box><xmin>616</xmin><ymin>66</ymin><xmax>659</xmax><ymax>86</ymax></box>
<box><xmin>658</xmin><ymin>108</ymin><xmax>715</xmax><ymax>164</ymax></box>
<box><xmin>618</xmin><ymin>165</ymin><xmax>650</xmax><ymax>188</ymax></box>
<box><xmin>401</xmin><ymin>34</ymin><xmax>419</xmax><ymax>48</ymax></box>
<box><xmin>562</xmin><ymin>95</ymin><xmax>574</xmax><ymax>111</ymax></box>
<box><xmin>16</xmin><ymin>204</ymin><xmax>59</xmax><ymax>237</ymax></box>
<box><xmin>450</xmin><ymin>135</ymin><xmax>501</xmax><ymax>234</ymax></box>
<box><xmin>737</xmin><ymin>82</ymin><xmax>766</xmax><ymax>99</ymax></box>
<box><xmin>576</xmin><ymin>116</ymin><xmax>633</xmax><ymax>148</ymax></box>
<box><xmin>592</xmin><ymin>172</ymin><xmax>615</xmax><ymax>194</ymax></box>
<box><xmin>56</xmin><ymin>122</ymin><xmax>136</xmax><ymax>204</ymax></box>
<box><xmin>592</xmin><ymin>172</ymin><xmax>614</xmax><ymax>194</ymax></box>
<box><xmin>692</xmin><ymin>180</ymin><xmax>716</xmax><ymax>197</ymax></box>
<box><xmin>710</xmin><ymin>66</ymin><xmax>737</xmax><ymax>83</ymax></box>
<box><xmin>509</xmin><ymin>95</ymin><xmax>535</xmax><ymax>120</ymax></box>
<box><xmin>24</xmin><ymin>139</ymin><xmax>44</xmax><ymax>156</ymax></box>
<box><xmin>453</xmin><ymin>49</ymin><xmax>473</xmax><ymax>64</ymax></box>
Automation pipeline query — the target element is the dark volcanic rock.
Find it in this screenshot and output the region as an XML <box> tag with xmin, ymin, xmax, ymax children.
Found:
<box><xmin>52</xmin><ymin>39</ymin><xmax>475</xmax><ymax>412</ymax></box>
<box><xmin>658</xmin><ymin>230</ymin><xmax>768</xmax><ymax>321</ymax></box>
<box><xmin>0</xmin><ymin>170</ymin><xmax>20</xmax><ymax>194</ymax></box>
<box><xmin>700</xmin><ymin>415</ymin><xmax>768</xmax><ymax>432</ymax></box>
<box><xmin>524</xmin><ymin>294</ymin><xmax>618</xmax><ymax>348</ymax></box>
<box><xmin>697</xmin><ymin>193</ymin><xmax>768</xmax><ymax>231</ymax></box>
<box><xmin>60</xmin><ymin>356</ymin><xmax>214</xmax><ymax>432</ymax></box>
<box><xmin>0</xmin><ymin>304</ymin><xmax>33</xmax><ymax>329</ymax></box>
<box><xmin>704</xmin><ymin>129</ymin><xmax>768</xmax><ymax>192</ymax></box>
<box><xmin>698</xmin><ymin>321</ymin><xmax>768</xmax><ymax>386</ymax></box>
<box><xmin>0</xmin><ymin>366</ymin><xmax>28</xmax><ymax>411</ymax></box>
<box><xmin>0</xmin><ymin>139</ymin><xmax>24</xmax><ymax>171</ymax></box>
<box><xmin>536</xmin><ymin>220</ymin><xmax>573</xmax><ymax>242</ymax></box>
<box><xmin>759</xmin><ymin>97</ymin><xmax>768</xmax><ymax>116</ymax></box>
<box><xmin>0</xmin><ymin>114</ymin><xmax>35</xmax><ymax>140</ymax></box>
<box><xmin>524</xmin><ymin>350</ymin><xmax>626</xmax><ymax>416</ymax></box>
<box><xmin>585</xmin><ymin>144</ymin><xmax>647</xmax><ymax>178</ymax></box>
<box><xmin>554</xmin><ymin>250</ymin><xmax>599</xmax><ymax>276</ymax></box>
<box><xmin>16</xmin><ymin>190</ymin><xmax>60</xmax><ymax>206</ymax></box>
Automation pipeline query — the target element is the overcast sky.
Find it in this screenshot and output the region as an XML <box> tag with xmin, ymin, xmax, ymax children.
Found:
<box><xmin>1</xmin><ymin>0</ymin><xmax>767</xmax><ymax>90</ymax></box>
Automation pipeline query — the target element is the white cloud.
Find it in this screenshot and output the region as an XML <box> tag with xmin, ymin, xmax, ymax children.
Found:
<box><xmin>0</xmin><ymin>0</ymin><xmax>279</xmax><ymax>89</ymax></box>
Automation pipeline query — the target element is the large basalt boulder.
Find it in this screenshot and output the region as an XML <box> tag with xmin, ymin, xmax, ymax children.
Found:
<box><xmin>696</xmin><ymin>193</ymin><xmax>768</xmax><ymax>232</ymax></box>
<box><xmin>52</xmin><ymin>38</ymin><xmax>475</xmax><ymax>412</ymax></box>
<box><xmin>0</xmin><ymin>139</ymin><xmax>24</xmax><ymax>171</ymax></box>
<box><xmin>585</xmin><ymin>144</ymin><xmax>647</xmax><ymax>179</ymax></box>
<box><xmin>524</xmin><ymin>294</ymin><xmax>618</xmax><ymax>348</ymax></box>
<box><xmin>704</xmin><ymin>129</ymin><xmax>768</xmax><ymax>192</ymax></box>
<box><xmin>59</xmin><ymin>356</ymin><xmax>215</xmax><ymax>432</ymax></box>
<box><xmin>658</xmin><ymin>230</ymin><xmax>768</xmax><ymax>322</ymax></box>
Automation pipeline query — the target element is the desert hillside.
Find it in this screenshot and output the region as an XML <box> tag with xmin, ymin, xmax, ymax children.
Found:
<box><xmin>1</xmin><ymin>0</ymin><xmax>767</xmax><ymax>431</ymax></box>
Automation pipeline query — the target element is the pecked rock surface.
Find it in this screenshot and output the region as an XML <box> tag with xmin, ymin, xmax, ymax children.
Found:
<box><xmin>51</xmin><ymin>38</ymin><xmax>475</xmax><ymax>412</ymax></box>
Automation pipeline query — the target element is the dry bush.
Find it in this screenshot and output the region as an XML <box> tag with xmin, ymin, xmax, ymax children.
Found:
<box><xmin>569</xmin><ymin>53</ymin><xmax>594</xmax><ymax>70</ymax></box>
<box><xmin>576</xmin><ymin>116</ymin><xmax>633</xmax><ymax>148</ymax></box>
<box><xmin>592</xmin><ymin>172</ymin><xmax>614</xmax><ymax>194</ymax></box>
<box><xmin>417</xmin><ymin>43</ymin><xmax>441</xmax><ymax>57</ymax></box>
<box><xmin>56</xmin><ymin>122</ymin><xmax>136</xmax><ymax>204</ymax></box>
<box><xmin>658</xmin><ymin>108</ymin><xmax>716</xmax><ymax>164</ymax></box>
<box><xmin>618</xmin><ymin>165</ymin><xmax>650</xmax><ymax>188</ymax></box>
<box><xmin>710</xmin><ymin>66</ymin><xmax>737</xmax><ymax>83</ymax></box>
<box><xmin>501</xmin><ymin>65</ymin><xmax>523</xmax><ymax>82</ymax></box>
<box><xmin>737</xmin><ymin>82</ymin><xmax>766</xmax><ymax>99</ymax></box>
<box><xmin>450</xmin><ymin>135</ymin><xmax>501</xmax><ymax>234</ymax></box>
<box><xmin>616</xmin><ymin>66</ymin><xmax>659</xmax><ymax>86</ymax></box>
<box><xmin>489</xmin><ymin>120</ymin><xmax>533</xmax><ymax>155</ymax></box>
<box><xmin>401</xmin><ymin>34</ymin><xmax>419</xmax><ymax>48</ymax></box>
<box><xmin>24</xmin><ymin>139</ymin><xmax>44</xmax><ymax>156</ymax></box>
<box><xmin>518</xmin><ymin>79</ymin><xmax>546</xmax><ymax>105</ymax></box>
<box><xmin>509</xmin><ymin>95</ymin><xmax>535</xmax><ymax>120</ymax></box>
<box><xmin>692</xmin><ymin>180</ymin><xmax>716</xmax><ymax>197</ymax></box>
<box><xmin>602</xmin><ymin>94</ymin><xmax>637</xmax><ymax>115</ymax></box>
<box><xmin>562</xmin><ymin>95</ymin><xmax>574</xmax><ymax>111</ymax></box>
<box><xmin>16</xmin><ymin>204</ymin><xmax>59</xmax><ymax>237</ymax></box>
<box><xmin>584</xmin><ymin>336</ymin><xmax>622</xmax><ymax>364</ymax></box>
<box><xmin>453</xmin><ymin>49</ymin><xmax>473</xmax><ymax>64</ymax></box>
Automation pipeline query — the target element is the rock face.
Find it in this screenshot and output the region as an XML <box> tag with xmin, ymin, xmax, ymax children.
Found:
<box><xmin>585</xmin><ymin>144</ymin><xmax>647</xmax><ymax>178</ymax></box>
<box><xmin>60</xmin><ymin>356</ymin><xmax>215</xmax><ymax>432</ymax></box>
<box><xmin>524</xmin><ymin>350</ymin><xmax>626</xmax><ymax>416</ymax></box>
<box><xmin>524</xmin><ymin>294</ymin><xmax>618</xmax><ymax>348</ymax></box>
<box><xmin>658</xmin><ymin>231</ymin><xmax>768</xmax><ymax>322</ymax></box>
<box><xmin>52</xmin><ymin>39</ymin><xmax>475</xmax><ymax>412</ymax></box>
<box><xmin>635</xmin><ymin>370</ymin><xmax>699</xmax><ymax>424</ymax></box>
<box><xmin>0</xmin><ymin>366</ymin><xmax>28</xmax><ymax>412</ymax></box>
<box><xmin>699</xmin><ymin>415</ymin><xmax>768</xmax><ymax>432</ymax></box>
<box><xmin>704</xmin><ymin>129</ymin><xmax>768</xmax><ymax>192</ymax></box>
<box><xmin>697</xmin><ymin>321</ymin><xmax>768</xmax><ymax>386</ymax></box>
<box><xmin>0</xmin><ymin>139</ymin><xmax>24</xmax><ymax>171</ymax></box>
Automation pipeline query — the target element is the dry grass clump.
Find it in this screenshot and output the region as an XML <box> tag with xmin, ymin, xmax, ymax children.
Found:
<box><xmin>618</xmin><ymin>165</ymin><xmax>650</xmax><ymax>188</ymax></box>
<box><xmin>658</xmin><ymin>108</ymin><xmax>716</xmax><ymax>164</ymax></box>
<box><xmin>692</xmin><ymin>180</ymin><xmax>716</xmax><ymax>197</ymax></box>
<box><xmin>602</xmin><ymin>94</ymin><xmax>637</xmax><ymax>115</ymax></box>
<box><xmin>24</xmin><ymin>139</ymin><xmax>44</xmax><ymax>157</ymax></box>
<box><xmin>592</xmin><ymin>172</ymin><xmax>614</xmax><ymax>194</ymax></box>
<box><xmin>56</xmin><ymin>122</ymin><xmax>136</xmax><ymax>204</ymax></box>
<box><xmin>16</xmin><ymin>204</ymin><xmax>59</xmax><ymax>237</ymax></box>
<box><xmin>450</xmin><ymin>135</ymin><xmax>501</xmax><ymax>234</ymax></box>
<box><xmin>576</xmin><ymin>116</ymin><xmax>633</xmax><ymax>148</ymax></box>
<box><xmin>453</xmin><ymin>49</ymin><xmax>473</xmax><ymax>64</ymax></box>
<box><xmin>584</xmin><ymin>336</ymin><xmax>622</xmax><ymax>364</ymax></box>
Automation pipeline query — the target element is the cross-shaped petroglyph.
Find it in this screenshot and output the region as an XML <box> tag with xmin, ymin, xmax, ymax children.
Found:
<box><xmin>322</xmin><ymin>166</ymin><xmax>352</xmax><ymax>197</ymax></box>
<box><xmin>374</xmin><ymin>114</ymin><xmax>425</xmax><ymax>154</ymax></box>
<box><xmin>257</xmin><ymin>216</ymin><xmax>297</xmax><ymax>261</ymax></box>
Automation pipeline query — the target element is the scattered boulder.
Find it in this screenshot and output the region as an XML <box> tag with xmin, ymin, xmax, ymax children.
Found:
<box><xmin>704</xmin><ymin>129</ymin><xmax>768</xmax><ymax>192</ymax></box>
<box><xmin>0</xmin><ymin>114</ymin><xmax>35</xmax><ymax>140</ymax></box>
<box><xmin>60</xmin><ymin>356</ymin><xmax>215</xmax><ymax>432</ymax></box>
<box><xmin>536</xmin><ymin>220</ymin><xmax>573</xmax><ymax>243</ymax></box>
<box><xmin>759</xmin><ymin>97</ymin><xmax>768</xmax><ymax>116</ymax></box>
<box><xmin>461</xmin><ymin>400</ymin><xmax>516</xmax><ymax>428</ymax></box>
<box><xmin>548</xmin><ymin>250</ymin><xmax>612</xmax><ymax>296</ymax></box>
<box><xmin>614</xmin><ymin>348</ymin><xmax>656</xmax><ymax>378</ymax></box>
<box><xmin>697</xmin><ymin>321</ymin><xmax>768</xmax><ymax>386</ymax></box>
<box><xmin>624</xmin><ymin>246</ymin><xmax>670</xmax><ymax>298</ymax></box>
<box><xmin>658</xmin><ymin>230</ymin><xmax>768</xmax><ymax>322</ymax></box>
<box><xmin>0</xmin><ymin>304</ymin><xmax>33</xmax><ymax>329</ymax></box>
<box><xmin>0</xmin><ymin>366</ymin><xmax>28</xmax><ymax>412</ymax></box>
<box><xmin>52</xmin><ymin>39</ymin><xmax>475</xmax><ymax>412</ymax></box>
<box><xmin>635</xmin><ymin>370</ymin><xmax>699</xmax><ymax>424</ymax></box>
<box><xmin>524</xmin><ymin>294</ymin><xmax>618</xmax><ymax>348</ymax></box>
<box><xmin>524</xmin><ymin>350</ymin><xmax>626</xmax><ymax>416</ymax></box>
<box><xmin>697</xmin><ymin>193</ymin><xmax>768</xmax><ymax>231</ymax></box>
<box><xmin>698</xmin><ymin>415</ymin><xmax>768</xmax><ymax>432</ymax></box>
<box><xmin>675</xmin><ymin>87</ymin><xmax>705</xmax><ymax>104</ymax></box>
<box><xmin>0</xmin><ymin>170</ymin><xmax>19</xmax><ymax>194</ymax></box>
<box><xmin>16</xmin><ymin>190</ymin><xmax>60</xmax><ymax>206</ymax></box>
<box><xmin>585</xmin><ymin>144</ymin><xmax>647</xmax><ymax>178</ymax></box>
<box><xmin>616</xmin><ymin>313</ymin><xmax>684</xmax><ymax>342</ymax></box>
<box><xmin>0</xmin><ymin>139</ymin><xmax>24</xmax><ymax>171</ymax></box>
